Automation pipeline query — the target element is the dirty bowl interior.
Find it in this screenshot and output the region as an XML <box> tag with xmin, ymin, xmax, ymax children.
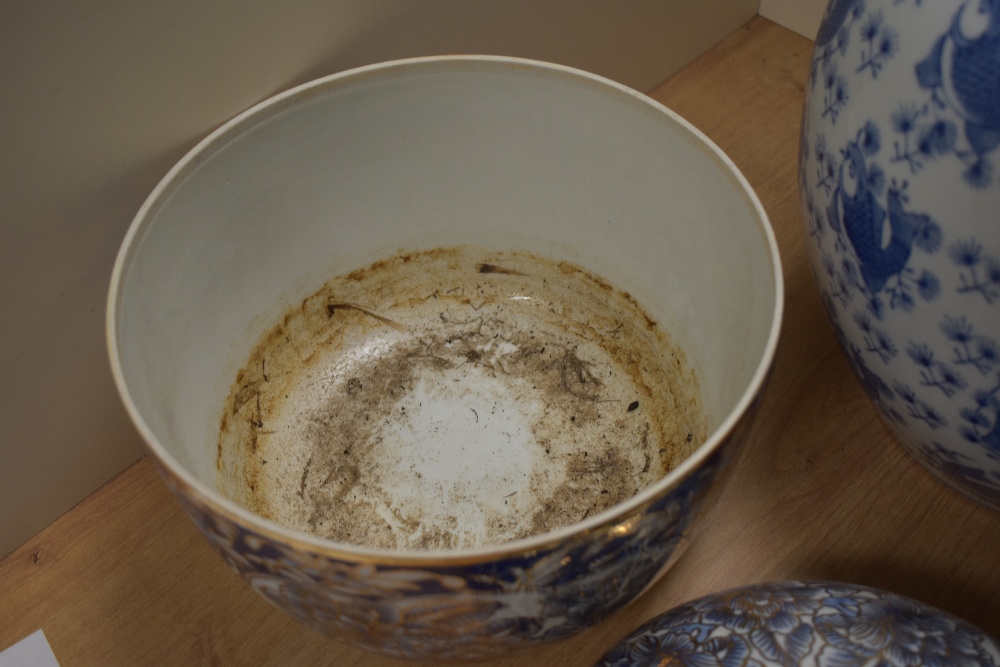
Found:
<box><xmin>109</xmin><ymin>57</ymin><xmax>781</xmax><ymax>557</ymax></box>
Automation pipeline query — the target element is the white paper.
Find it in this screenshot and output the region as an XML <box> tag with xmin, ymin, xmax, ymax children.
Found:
<box><xmin>0</xmin><ymin>631</ymin><xmax>61</xmax><ymax>667</ymax></box>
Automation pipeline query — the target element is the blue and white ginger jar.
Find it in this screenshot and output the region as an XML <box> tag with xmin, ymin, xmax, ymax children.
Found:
<box><xmin>800</xmin><ymin>0</ymin><xmax>1000</xmax><ymax>510</ymax></box>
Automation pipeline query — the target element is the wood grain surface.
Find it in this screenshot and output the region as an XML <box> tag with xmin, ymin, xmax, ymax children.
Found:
<box><xmin>2</xmin><ymin>17</ymin><xmax>997</xmax><ymax>666</ymax></box>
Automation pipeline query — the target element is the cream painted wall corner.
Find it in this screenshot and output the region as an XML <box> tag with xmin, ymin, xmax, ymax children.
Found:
<box><xmin>759</xmin><ymin>0</ymin><xmax>827</xmax><ymax>40</ymax></box>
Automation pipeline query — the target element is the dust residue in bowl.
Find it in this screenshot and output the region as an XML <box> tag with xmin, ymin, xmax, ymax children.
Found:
<box><xmin>217</xmin><ymin>246</ymin><xmax>705</xmax><ymax>550</ymax></box>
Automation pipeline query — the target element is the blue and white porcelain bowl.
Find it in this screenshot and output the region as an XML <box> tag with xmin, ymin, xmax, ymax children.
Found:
<box><xmin>107</xmin><ymin>57</ymin><xmax>783</xmax><ymax>659</ymax></box>
<box><xmin>800</xmin><ymin>0</ymin><xmax>1000</xmax><ymax>509</ymax></box>
<box><xmin>596</xmin><ymin>581</ymin><xmax>1000</xmax><ymax>667</ymax></box>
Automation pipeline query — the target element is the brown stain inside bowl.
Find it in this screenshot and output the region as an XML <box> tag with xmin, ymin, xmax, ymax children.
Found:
<box><xmin>217</xmin><ymin>246</ymin><xmax>705</xmax><ymax>551</ymax></box>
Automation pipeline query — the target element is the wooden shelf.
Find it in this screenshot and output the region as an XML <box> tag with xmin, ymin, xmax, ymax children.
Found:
<box><xmin>2</xmin><ymin>17</ymin><xmax>997</xmax><ymax>666</ymax></box>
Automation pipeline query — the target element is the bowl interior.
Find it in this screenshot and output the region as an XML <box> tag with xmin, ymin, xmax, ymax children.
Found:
<box><xmin>111</xmin><ymin>58</ymin><xmax>779</xmax><ymax>542</ymax></box>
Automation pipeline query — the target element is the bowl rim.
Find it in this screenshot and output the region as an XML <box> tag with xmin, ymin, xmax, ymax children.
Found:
<box><xmin>106</xmin><ymin>54</ymin><xmax>784</xmax><ymax>566</ymax></box>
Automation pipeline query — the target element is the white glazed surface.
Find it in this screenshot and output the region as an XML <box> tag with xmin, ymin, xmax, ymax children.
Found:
<box><xmin>109</xmin><ymin>56</ymin><xmax>782</xmax><ymax>559</ymax></box>
<box><xmin>801</xmin><ymin>0</ymin><xmax>1000</xmax><ymax>509</ymax></box>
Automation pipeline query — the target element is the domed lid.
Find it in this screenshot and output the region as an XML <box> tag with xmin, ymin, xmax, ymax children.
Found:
<box><xmin>596</xmin><ymin>581</ymin><xmax>999</xmax><ymax>667</ymax></box>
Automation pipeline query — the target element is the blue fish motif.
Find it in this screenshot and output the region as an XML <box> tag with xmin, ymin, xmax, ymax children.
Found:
<box><xmin>828</xmin><ymin>142</ymin><xmax>936</xmax><ymax>297</ymax></box>
<box><xmin>816</xmin><ymin>0</ymin><xmax>865</xmax><ymax>47</ymax></box>
<box><xmin>916</xmin><ymin>0</ymin><xmax>1000</xmax><ymax>165</ymax></box>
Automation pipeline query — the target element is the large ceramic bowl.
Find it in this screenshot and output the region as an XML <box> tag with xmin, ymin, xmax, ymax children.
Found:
<box><xmin>800</xmin><ymin>0</ymin><xmax>1000</xmax><ymax>509</ymax></box>
<box><xmin>107</xmin><ymin>56</ymin><xmax>783</xmax><ymax>660</ymax></box>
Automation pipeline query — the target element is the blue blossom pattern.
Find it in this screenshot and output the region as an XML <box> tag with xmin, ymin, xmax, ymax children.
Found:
<box><xmin>857</xmin><ymin>11</ymin><xmax>900</xmax><ymax>77</ymax></box>
<box><xmin>811</xmin><ymin>0</ymin><xmax>863</xmax><ymax>89</ymax></box>
<box><xmin>951</xmin><ymin>239</ymin><xmax>1000</xmax><ymax>304</ymax></box>
<box><xmin>890</xmin><ymin>102</ymin><xmax>960</xmax><ymax>174</ymax></box>
<box><xmin>918</xmin><ymin>443</ymin><xmax>1000</xmax><ymax>507</ymax></box>
<box><xmin>908</xmin><ymin>341</ymin><xmax>968</xmax><ymax>397</ymax></box>
<box><xmin>895</xmin><ymin>382</ymin><xmax>948</xmax><ymax>429</ymax></box>
<box><xmin>855</xmin><ymin>311</ymin><xmax>898</xmax><ymax>362</ymax></box>
<box><xmin>814</xmin><ymin>135</ymin><xmax>840</xmax><ymax>195</ymax></box>
<box><xmin>800</xmin><ymin>0</ymin><xmax>1000</xmax><ymax>511</ymax></box>
<box><xmin>942</xmin><ymin>316</ymin><xmax>1000</xmax><ymax>374</ymax></box>
<box><xmin>959</xmin><ymin>374</ymin><xmax>1000</xmax><ymax>460</ymax></box>
<box><xmin>596</xmin><ymin>581</ymin><xmax>1000</xmax><ymax>667</ymax></box>
<box><xmin>811</xmin><ymin>0</ymin><xmax>866</xmax><ymax>87</ymax></box>
<box><xmin>822</xmin><ymin>64</ymin><xmax>851</xmax><ymax>122</ymax></box>
<box><xmin>823</xmin><ymin>254</ymin><xmax>860</xmax><ymax>308</ymax></box>
<box><xmin>805</xmin><ymin>191</ymin><xmax>827</xmax><ymax>244</ymax></box>
<box><xmin>840</xmin><ymin>336</ymin><xmax>908</xmax><ymax>425</ymax></box>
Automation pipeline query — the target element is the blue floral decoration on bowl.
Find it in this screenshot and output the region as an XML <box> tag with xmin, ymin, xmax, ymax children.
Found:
<box><xmin>595</xmin><ymin>581</ymin><xmax>1000</xmax><ymax>667</ymax></box>
<box><xmin>154</xmin><ymin>451</ymin><xmax>735</xmax><ymax>660</ymax></box>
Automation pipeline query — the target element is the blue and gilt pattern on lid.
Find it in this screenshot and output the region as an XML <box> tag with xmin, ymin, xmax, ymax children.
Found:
<box><xmin>596</xmin><ymin>581</ymin><xmax>1000</xmax><ymax>667</ymax></box>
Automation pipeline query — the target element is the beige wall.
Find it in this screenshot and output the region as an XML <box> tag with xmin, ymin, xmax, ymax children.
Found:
<box><xmin>760</xmin><ymin>0</ymin><xmax>827</xmax><ymax>39</ymax></box>
<box><xmin>0</xmin><ymin>0</ymin><xmax>758</xmax><ymax>558</ymax></box>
